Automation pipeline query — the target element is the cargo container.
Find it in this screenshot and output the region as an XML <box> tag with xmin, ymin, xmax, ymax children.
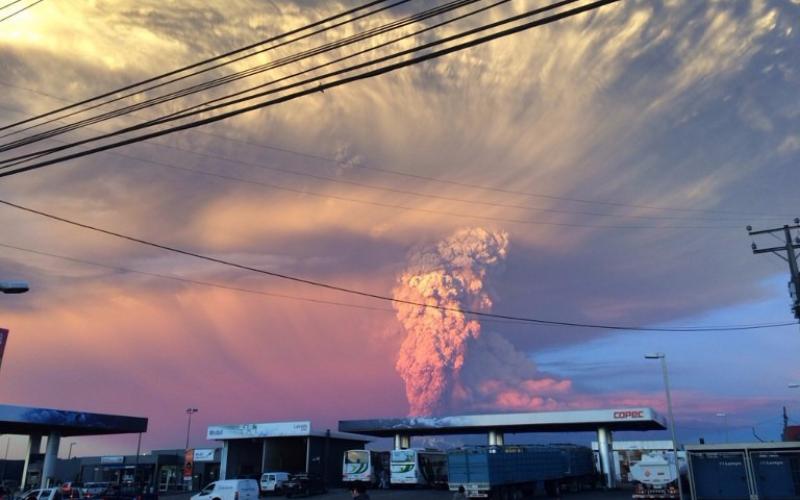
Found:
<box><xmin>447</xmin><ymin>444</ymin><xmax>596</xmax><ymax>498</ymax></box>
<box><xmin>686</xmin><ymin>442</ymin><xmax>800</xmax><ymax>500</ymax></box>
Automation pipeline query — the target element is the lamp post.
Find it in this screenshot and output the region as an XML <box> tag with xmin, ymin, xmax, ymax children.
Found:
<box><xmin>67</xmin><ymin>442</ymin><xmax>77</xmax><ymax>459</ymax></box>
<box><xmin>0</xmin><ymin>281</ymin><xmax>28</xmax><ymax>294</ymax></box>
<box><xmin>184</xmin><ymin>409</ymin><xmax>198</xmax><ymax>493</ymax></box>
<box><xmin>716</xmin><ymin>413</ymin><xmax>729</xmax><ymax>443</ymax></box>
<box><xmin>645</xmin><ymin>352</ymin><xmax>684</xmax><ymax>500</ymax></box>
<box><xmin>185</xmin><ymin>408</ymin><xmax>198</xmax><ymax>450</ymax></box>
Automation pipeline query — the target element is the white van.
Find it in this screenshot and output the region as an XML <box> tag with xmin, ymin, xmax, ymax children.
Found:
<box><xmin>259</xmin><ymin>472</ymin><xmax>290</xmax><ymax>493</ymax></box>
<box><xmin>20</xmin><ymin>489</ymin><xmax>62</xmax><ymax>500</ymax></box>
<box><xmin>191</xmin><ymin>480</ymin><xmax>259</xmax><ymax>500</ymax></box>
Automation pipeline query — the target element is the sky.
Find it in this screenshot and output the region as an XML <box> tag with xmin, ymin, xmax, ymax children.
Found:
<box><xmin>0</xmin><ymin>0</ymin><xmax>799</xmax><ymax>458</ymax></box>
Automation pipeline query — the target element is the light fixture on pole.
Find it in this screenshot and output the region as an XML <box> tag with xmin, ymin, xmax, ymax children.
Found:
<box><xmin>715</xmin><ymin>413</ymin><xmax>729</xmax><ymax>443</ymax></box>
<box><xmin>0</xmin><ymin>281</ymin><xmax>29</xmax><ymax>294</ymax></box>
<box><xmin>67</xmin><ymin>442</ymin><xmax>77</xmax><ymax>459</ymax></box>
<box><xmin>789</xmin><ymin>383</ymin><xmax>800</xmax><ymax>389</ymax></box>
<box><xmin>185</xmin><ymin>408</ymin><xmax>198</xmax><ymax>450</ymax></box>
<box><xmin>645</xmin><ymin>352</ymin><xmax>684</xmax><ymax>500</ymax></box>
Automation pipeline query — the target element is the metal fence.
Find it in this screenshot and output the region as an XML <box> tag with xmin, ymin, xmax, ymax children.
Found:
<box><xmin>688</xmin><ymin>450</ymin><xmax>800</xmax><ymax>500</ymax></box>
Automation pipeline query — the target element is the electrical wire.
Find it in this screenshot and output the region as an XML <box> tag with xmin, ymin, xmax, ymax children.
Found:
<box><xmin>0</xmin><ymin>0</ymin><xmax>435</xmax><ymax>147</ymax></box>
<box><xmin>0</xmin><ymin>0</ymin><xmax>501</xmax><ymax>156</ymax></box>
<box><xmin>0</xmin><ymin>197</ymin><xmax>795</xmax><ymax>332</ymax></box>
<box><xmin>0</xmin><ymin>0</ymin><xmax>26</xmax><ymax>11</ymax></box>
<box><xmin>0</xmin><ymin>105</ymin><xmax>751</xmax><ymax>227</ymax></box>
<box><xmin>0</xmin><ymin>0</ymin><xmax>395</xmax><ymax>132</ymax></box>
<box><xmin>102</xmin><ymin>149</ymin><xmax>744</xmax><ymax>230</ymax></box>
<box><xmin>0</xmin><ymin>241</ymin><xmax>791</xmax><ymax>331</ymax></box>
<box><xmin>1</xmin><ymin>81</ymin><xmax>791</xmax><ymax>221</ymax></box>
<box><xmin>0</xmin><ymin>0</ymin><xmax>44</xmax><ymax>23</ymax></box>
<box><xmin>0</xmin><ymin>108</ymin><xmax>745</xmax><ymax>230</ymax></box>
<box><xmin>0</xmin><ymin>242</ymin><xmax>394</xmax><ymax>313</ymax></box>
<box><xmin>0</xmin><ymin>0</ymin><xmax>616</xmax><ymax>174</ymax></box>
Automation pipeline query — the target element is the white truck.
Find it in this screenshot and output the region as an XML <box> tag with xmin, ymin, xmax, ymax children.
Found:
<box><xmin>630</xmin><ymin>452</ymin><xmax>680</xmax><ymax>499</ymax></box>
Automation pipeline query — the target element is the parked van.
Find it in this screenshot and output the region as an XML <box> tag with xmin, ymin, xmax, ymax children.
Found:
<box><xmin>259</xmin><ymin>473</ymin><xmax>290</xmax><ymax>494</ymax></box>
<box><xmin>191</xmin><ymin>480</ymin><xmax>258</xmax><ymax>500</ymax></box>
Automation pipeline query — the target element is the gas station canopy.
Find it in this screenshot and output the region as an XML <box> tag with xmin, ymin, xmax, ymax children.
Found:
<box><xmin>0</xmin><ymin>403</ymin><xmax>148</xmax><ymax>436</ymax></box>
<box><xmin>339</xmin><ymin>408</ymin><xmax>667</xmax><ymax>436</ymax></box>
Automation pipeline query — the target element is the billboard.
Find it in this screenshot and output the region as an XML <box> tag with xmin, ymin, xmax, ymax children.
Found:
<box><xmin>0</xmin><ymin>329</ymin><xmax>8</xmax><ymax>373</ymax></box>
<box><xmin>183</xmin><ymin>449</ymin><xmax>193</xmax><ymax>480</ymax></box>
<box><xmin>193</xmin><ymin>449</ymin><xmax>216</xmax><ymax>462</ymax></box>
<box><xmin>207</xmin><ymin>421</ymin><xmax>311</xmax><ymax>440</ymax></box>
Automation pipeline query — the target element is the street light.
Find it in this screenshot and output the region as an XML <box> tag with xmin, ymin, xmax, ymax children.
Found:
<box><xmin>67</xmin><ymin>442</ymin><xmax>77</xmax><ymax>459</ymax></box>
<box><xmin>645</xmin><ymin>352</ymin><xmax>684</xmax><ymax>500</ymax></box>
<box><xmin>716</xmin><ymin>413</ymin><xmax>729</xmax><ymax>443</ymax></box>
<box><xmin>0</xmin><ymin>281</ymin><xmax>28</xmax><ymax>294</ymax></box>
<box><xmin>789</xmin><ymin>383</ymin><xmax>800</xmax><ymax>389</ymax></box>
<box><xmin>185</xmin><ymin>408</ymin><xmax>198</xmax><ymax>450</ymax></box>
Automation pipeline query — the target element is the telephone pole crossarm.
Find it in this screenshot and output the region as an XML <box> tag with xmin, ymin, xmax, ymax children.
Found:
<box><xmin>752</xmin><ymin>246</ymin><xmax>800</xmax><ymax>254</ymax></box>
<box><xmin>748</xmin><ymin>221</ymin><xmax>800</xmax><ymax>321</ymax></box>
<box><xmin>748</xmin><ymin>224</ymin><xmax>800</xmax><ymax>236</ymax></box>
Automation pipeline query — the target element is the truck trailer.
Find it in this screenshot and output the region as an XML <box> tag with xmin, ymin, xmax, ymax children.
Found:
<box><xmin>447</xmin><ymin>444</ymin><xmax>596</xmax><ymax>499</ymax></box>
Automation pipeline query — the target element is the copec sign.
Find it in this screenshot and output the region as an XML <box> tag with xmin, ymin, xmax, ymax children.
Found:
<box><xmin>613</xmin><ymin>410</ymin><xmax>646</xmax><ymax>420</ymax></box>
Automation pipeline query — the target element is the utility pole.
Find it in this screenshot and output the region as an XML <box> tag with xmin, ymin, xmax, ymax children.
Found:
<box><xmin>783</xmin><ymin>406</ymin><xmax>789</xmax><ymax>440</ymax></box>
<box><xmin>748</xmin><ymin>220</ymin><xmax>800</xmax><ymax>320</ymax></box>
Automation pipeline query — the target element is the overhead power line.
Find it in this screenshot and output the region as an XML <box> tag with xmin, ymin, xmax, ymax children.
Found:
<box><xmin>0</xmin><ymin>197</ymin><xmax>795</xmax><ymax>332</ymax></box>
<box><xmin>0</xmin><ymin>83</ymin><xmax>792</xmax><ymax>222</ymax></box>
<box><xmin>0</xmin><ymin>0</ymin><xmax>514</xmax><ymax>161</ymax></box>
<box><xmin>101</xmin><ymin>149</ymin><xmax>744</xmax><ymax>230</ymax></box>
<box><xmin>0</xmin><ymin>105</ymin><xmax>747</xmax><ymax>230</ymax></box>
<box><xmin>0</xmin><ymin>0</ymin><xmax>619</xmax><ymax>176</ymax></box>
<box><xmin>0</xmin><ymin>0</ymin><xmax>437</xmax><ymax>146</ymax></box>
<box><xmin>0</xmin><ymin>0</ymin><xmax>26</xmax><ymax>11</ymax></box>
<box><xmin>0</xmin><ymin>242</ymin><xmax>394</xmax><ymax>313</ymax></box>
<box><xmin>0</xmin><ymin>240</ymin><xmax>792</xmax><ymax>332</ymax></box>
<box><xmin>0</xmin><ymin>0</ymin><xmax>395</xmax><ymax>132</ymax></box>
<box><xmin>0</xmin><ymin>0</ymin><xmax>44</xmax><ymax>23</ymax></box>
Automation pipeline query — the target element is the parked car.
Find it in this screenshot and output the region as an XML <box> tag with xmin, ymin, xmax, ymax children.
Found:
<box><xmin>82</xmin><ymin>483</ymin><xmax>110</xmax><ymax>499</ymax></box>
<box><xmin>283</xmin><ymin>475</ymin><xmax>326</xmax><ymax>498</ymax></box>
<box><xmin>20</xmin><ymin>488</ymin><xmax>62</xmax><ymax>500</ymax></box>
<box><xmin>190</xmin><ymin>480</ymin><xmax>258</xmax><ymax>500</ymax></box>
<box><xmin>99</xmin><ymin>485</ymin><xmax>156</xmax><ymax>500</ymax></box>
<box><xmin>61</xmin><ymin>487</ymin><xmax>83</xmax><ymax>500</ymax></box>
<box><xmin>258</xmin><ymin>473</ymin><xmax>290</xmax><ymax>495</ymax></box>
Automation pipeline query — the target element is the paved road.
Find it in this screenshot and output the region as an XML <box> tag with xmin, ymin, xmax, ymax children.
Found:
<box><xmin>164</xmin><ymin>489</ymin><xmax>634</xmax><ymax>500</ymax></box>
<box><xmin>271</xmin><ymin>489</ymin><xmax>633</xmax><ymax>500</ymax></box>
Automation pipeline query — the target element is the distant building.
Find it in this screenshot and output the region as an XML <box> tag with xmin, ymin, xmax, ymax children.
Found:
<box><xmin>206</xmin><ymin>420</ymin><xmax>370</xmax><ymax>486</ymax></box>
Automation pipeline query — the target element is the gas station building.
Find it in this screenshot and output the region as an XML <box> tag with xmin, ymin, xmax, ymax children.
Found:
<box><xmin>207</xmin><ymin>420</ymin><xmax>370</xmax><ymax>486</ymax></box>
<box><xmin>339</xmin><ymin>407</ymin><xmax>668</xmax><ymax>488</ymax></box>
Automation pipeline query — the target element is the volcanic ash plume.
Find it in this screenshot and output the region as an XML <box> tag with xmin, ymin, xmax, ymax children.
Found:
<box><xmin>392</xmin><ymin>227</ymin><xmax>509</xmax><ymax>416</ymax></box>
